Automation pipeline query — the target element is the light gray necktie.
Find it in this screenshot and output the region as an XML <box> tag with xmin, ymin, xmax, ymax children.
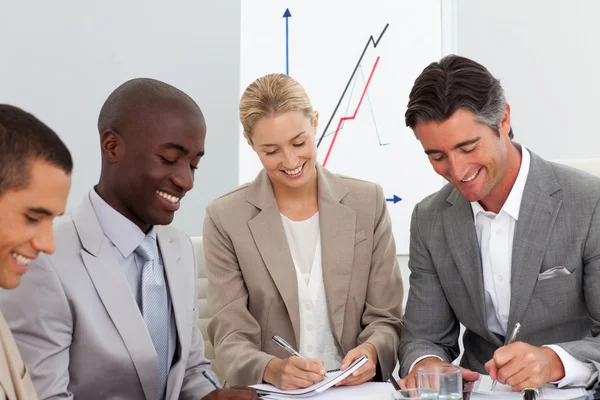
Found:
<box><xmin>136</xmin><ymin>235</ymin><xmax>169</xmax><ymax>400</ymax></box>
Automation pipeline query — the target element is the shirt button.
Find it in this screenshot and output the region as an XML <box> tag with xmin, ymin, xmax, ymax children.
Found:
<box><xmin>307</xmin><ymin>323</ymin><xmax>313</xmax><ymax>330</ymax></box>
<box><xmin>498</xmin><ymin>274</ymin><xmax>504</xmax><ymax>281</ymax></box>
<box><xmin>497</xmin><ymin>228</ymin><xmax>503</xmax><ymax>234</ymax></box>
<box><xmin>307</xmin><ymin>345</ymin><xmax>314</xmax><ymax>352</ymax></box>
<box><xmin>305</xmin><ymin>302</ymin><xmax>313</xmax><ymax>311</ymax></box>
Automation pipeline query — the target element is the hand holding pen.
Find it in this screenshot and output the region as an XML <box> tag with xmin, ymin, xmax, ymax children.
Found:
<box><xmin>263</xmin><ymin>335</ymin><xmax>327</xmax><ymax>390</ymax></box>
<box><xmin>484</xmin><ymin>322</ymin><xmax>566</xmax><ymax>392</ymax></box>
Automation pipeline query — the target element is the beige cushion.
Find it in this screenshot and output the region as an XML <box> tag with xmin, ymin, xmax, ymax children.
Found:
<box><xmin>553</xmin><ymin>158</ymin><xmax>600</xmax><ymax>178</ymax></box>
<box><xmin>190</xmin><ymin>236</ymin><xmax>215</xmax><ymax>361</ymax></box>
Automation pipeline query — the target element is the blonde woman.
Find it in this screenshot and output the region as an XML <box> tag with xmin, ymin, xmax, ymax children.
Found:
<box><xmin>204</xmin><ymin>74</ymin><xmax>403</xmax><ymax>390</ymax></box>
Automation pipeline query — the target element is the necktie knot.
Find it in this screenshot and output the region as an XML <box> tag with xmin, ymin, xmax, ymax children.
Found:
<box><xmin>136</xmin><ymin>235</ymin><xmax>158</xmax><ymax>263</ymax></box>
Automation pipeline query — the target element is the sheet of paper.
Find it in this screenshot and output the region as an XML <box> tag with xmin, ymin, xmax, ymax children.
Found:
<box><xmin>472</xmin><ymin>374</ymin><xmax>588</xmax><ymax>400</ymax></box>
<box><xmin>261</xmin><ymin>382</ymin><xmax>396</xmax><ymax>399</ymax></box>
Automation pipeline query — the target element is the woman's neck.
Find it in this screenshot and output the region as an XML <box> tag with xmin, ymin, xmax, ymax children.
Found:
<box><xmin>273</xmin><ymin>168</ymin><xmax>319</xmax><ymax>221</ymax></box>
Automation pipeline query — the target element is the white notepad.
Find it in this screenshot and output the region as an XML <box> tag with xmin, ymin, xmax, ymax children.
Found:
<box><xmin>251</xmin><ymin>354</ymin><xmax>369</xmax><ymax>398</ymax></box>
<box><xmin>471</xmin><ymin>374</ymin><xmax>589</xmax><ymax>400</ymax></box>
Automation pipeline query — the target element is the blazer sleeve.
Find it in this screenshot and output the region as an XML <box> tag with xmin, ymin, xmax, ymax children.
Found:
<box><xmin>553</xmin><ymin>196</ymin><xmax>600</xmax><ymax>385</ymax></box>
<box><xmin>203</xmin><ymin>203</ymin><xmax>276</xmax><ymax>387</ymax></box>
<box><xmin>397</xmin><ymin>204</ymin><xmax>461</xmax><ymax>378</ymax></box>
<box><xmin>179</xmin><ymin>235</ymin><xmax>216</xmax><ymax>399</ymax></box>
<box><xmin>0</xmin><ymin>254</ymin><xmax>74</xmax><ymax>400</ymax></box>
<box><xmin>356</xmin><ymin>183</ymin><xmax>404</xmax><ymax>380</ymax></box>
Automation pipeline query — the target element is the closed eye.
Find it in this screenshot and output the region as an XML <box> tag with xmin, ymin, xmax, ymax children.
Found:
<box><xmin>293</xmin><ymin>141</ymin><xmax>306</xmax><ymax>148</ymax></box>
<box><xmin>24</xmin><ymin>215</ymin><xmax>39</xmax><ymax>224</ymax></box>
<box><xmin>460</xmin><ymin>145</ymin><xmax>477</xmax><ymax>154</ymax></box>
<box><xmin>265</xmin><ymin>149</ymin><xmax>278</xmax><ymax>156</ymax></box>
<box><xmin>160</xmin><ymin>156</ymin><xmax>176</xmax><ymax>165</ymax></box>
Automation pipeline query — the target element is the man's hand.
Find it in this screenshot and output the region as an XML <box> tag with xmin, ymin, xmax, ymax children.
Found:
<box><xmin>201</xmin><ymin>387</ymin><xmax>259</xmax><ymax>400</ymax></box>
<box><xmin>336</xmin><ymin>343</ymin><xmax>378</xmax><ymax>387</ymax></box>
<box><xmin>399</xmin><ymin>357</ymin><xmax>479</xmax><ymax>389</ymax></box>
<box><xmin>263</xmin><ymin>357</ymin><xmax>326</xmax><ymax>390</ymax></box>
<box><xmin>484</xmin><ymin>342</ymin><xmax>565</xmax><ymax>391</ymax></box>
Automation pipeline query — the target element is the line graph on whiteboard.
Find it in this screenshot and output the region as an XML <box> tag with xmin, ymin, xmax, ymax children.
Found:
<box><xmin>239</xmin><ymin>1</ymin><xmax>444</xmax><ymax>253</ymax></box>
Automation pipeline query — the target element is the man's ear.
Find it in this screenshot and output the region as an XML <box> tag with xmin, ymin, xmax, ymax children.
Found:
<box><xmin>100</xmin><ymin>130</ymin><xmax>125</xmax><ymax>163</ymax></box>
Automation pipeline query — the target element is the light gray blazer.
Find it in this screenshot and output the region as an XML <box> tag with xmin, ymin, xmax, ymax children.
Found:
<box><xmin>0</xmin><ymin>195</ymin><xmax>214</xmax><ymax>400</ymax></box>
<box><xmin>399</xmin><ymin>150</ymin><xmax>600</xmax><ymax>379</ymax></box>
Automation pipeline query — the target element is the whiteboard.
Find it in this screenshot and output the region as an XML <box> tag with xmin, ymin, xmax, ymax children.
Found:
<box><xmin>239</xmin><ymin>0</ymin><xmax>444</xmax><ymax>253</ymax></box>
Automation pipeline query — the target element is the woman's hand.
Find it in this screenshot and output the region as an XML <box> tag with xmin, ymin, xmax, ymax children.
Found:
<box><xmin>336</xmin><ymin>343</ymin><xmax>378</xmax><ymax>386</ymax></box>
<box><xmin>263</xmin><ymin>357</ymin><xmax>326</xmax><ymax>390</ymax></box>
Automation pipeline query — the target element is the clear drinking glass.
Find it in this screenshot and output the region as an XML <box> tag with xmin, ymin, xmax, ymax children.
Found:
<box><xmin>417</xmin><ymin>365</ymin><xmax>462</xmax><ymax>400</ymax></box>
<box><xmin>392</xmin><ymin>388</ymin><xmax>439</xmax><ymax>400</ymax></box>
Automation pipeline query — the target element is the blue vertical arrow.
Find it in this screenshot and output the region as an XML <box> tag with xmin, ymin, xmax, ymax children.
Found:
<box><xmin>385</xmin><ymin>195</ymin><xmax>402</xmax><ymax>204</ymax></box>
<box><xmin>283</xmin><ymin>8</ymin><xmax>291</xmax><ymax>75</ymax></box>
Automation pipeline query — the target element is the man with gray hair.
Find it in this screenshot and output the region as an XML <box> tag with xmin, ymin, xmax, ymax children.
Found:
<box><xmin>398</xmin><ymin>55</ymin><xmax>600</xmax><ymax>391</ymax></box>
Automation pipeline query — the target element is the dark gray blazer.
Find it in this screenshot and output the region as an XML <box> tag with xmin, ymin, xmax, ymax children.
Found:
<box><xmin>399</xmin><ymin>150</ymin><xmax>600</xmax><ymax>381</ymax></box>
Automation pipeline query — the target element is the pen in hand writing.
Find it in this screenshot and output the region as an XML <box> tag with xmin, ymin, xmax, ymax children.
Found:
<box><xmin>271</xmin><ymin>335</ymin><xmax>327</xmax><ymax>377</ymax></box>
<box><xmin>491</xmin><ymin>322</ymin><xmax>521</xmax><ymax>391</ymax></box>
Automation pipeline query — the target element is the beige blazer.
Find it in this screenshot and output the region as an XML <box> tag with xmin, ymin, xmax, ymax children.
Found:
<box><xmin>204</xmin><ymin>164</ymin><xmax>403</xmax><ymax>386</ymax></box>
<box><xmin>0</xmin><ymin>313</ymin><xmax>37</xmax><ymax>400</ymax></box>
<box><xmin>0</xmin><ymin>195</ymin><xmax>214</xmax><ymax>400</ymax></box>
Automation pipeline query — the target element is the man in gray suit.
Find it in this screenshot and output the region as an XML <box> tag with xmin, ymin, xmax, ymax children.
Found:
<box><xmin>0</xmin><ymin>79</ymin><xmax>257</xmax><ymax>400</ymax></box>
<box><xmin>398</xmin><ymin>55</ymin><xmax>600</xmax><ymax>391</ymax></box>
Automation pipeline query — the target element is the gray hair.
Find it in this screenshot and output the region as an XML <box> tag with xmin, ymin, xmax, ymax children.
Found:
<box><xmin>405</xmin><ymin>54</ymin><xmax>513</xmax><ymax>139</ymax></box>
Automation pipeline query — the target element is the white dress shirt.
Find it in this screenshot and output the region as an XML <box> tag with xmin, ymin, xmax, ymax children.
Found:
<box><xmin>89</xmin><ymin>188</ymin><xmax>177</xmax><ymax>368</ymax></box>
<box><xmin>412</xmin><ymin>147</ymin><xmax>595</xmax><ymax>387</ymax></box>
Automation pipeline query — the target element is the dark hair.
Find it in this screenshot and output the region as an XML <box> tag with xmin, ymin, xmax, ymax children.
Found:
<box><xmin>0</xmin><ymin>104</ymin><xmax>73</xmax><ymax>195</ymax></box>
<box><xmin>405</xmin><ymin>54</ymin><xmax>513</xmax><ymax>139</ymax></box>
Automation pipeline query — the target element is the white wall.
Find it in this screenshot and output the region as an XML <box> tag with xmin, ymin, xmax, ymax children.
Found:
<box><xmin>456</xmin><ymin>0</ymin><xmax>600</xmax><ymax>160</ymax></box>
<box><xmin>0</xmin><ymin>0</ymin><xmax>242</xmax><ymax>237</ymax></box>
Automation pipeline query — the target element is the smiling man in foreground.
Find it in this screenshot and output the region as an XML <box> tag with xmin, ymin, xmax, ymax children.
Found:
<box><xmin>398</xmin><ymin>55</ymin><xmax>600</xmax><ymax>391</ymax></box>
<box><xmin>0</xmin><ymin>79</ymin><xmax>256</xmax><ymax>400</ymax></box>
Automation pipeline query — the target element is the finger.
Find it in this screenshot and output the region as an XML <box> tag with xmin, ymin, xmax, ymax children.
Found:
<box><xmin>494</xmin><ymin>342</ymin><xmax>521</xmax><ymax>369</ymax></box>
<box><xmin>497</xmin><ymin>359</ymin><xmax>527</xmax><ymax>386</ymax></box>
<box><xmin>405</xmin><ymin>373</ymin><xmax>419</xmax><ymax>389</ymax></box>
<box><xmin>399</xmin><ymin>378</ymin><xmax>408</xmax><ymax>390</ymax></box>
<box><xmin>351</xmin><ymin>361</ymin><xmax>374</xmax><ymax>377</ymax></box>
<box><xmin>484</xmin><ymin>359</ymin><xmax>498</xmax><ymax>380</ymax></box>
<box><xmin>289</xmin><ymin>357</ymin><xmax>326</xmax><ymax>376</ymax></box>
<box><xmin>461</xmin><ymin>367</ymin><xmax>480</xmax><ymax>382</ymax></box>
<box><xmin>505</xmin><ymin>365</ymin><xmax>544</xmax><ymax>392</ymax></box>
<box><xmin>340</xmin><ymin>369</ymin><xmax>375</xmax><ymax>386</ymax></box>
<box><xmin>341</xmin><ymin>348</ymin><xmax>361</xmax><ymax>370</ymax></box>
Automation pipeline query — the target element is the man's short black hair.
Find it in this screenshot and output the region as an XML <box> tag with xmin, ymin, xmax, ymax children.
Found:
<box><xmin>0</xmin><ymin>104</ymin><xmax>73</xmax><ymax>196</ymax></box>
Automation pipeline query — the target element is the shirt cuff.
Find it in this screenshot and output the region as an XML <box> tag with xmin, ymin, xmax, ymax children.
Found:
<box><xmin>544</xmin><ymin>345</ymin><xmax>598</xmax><ymax>388</ymax></box>
<box><xmin>408</xmin><ymin>355</ymin><xmax>444</xmax><ymax>374</ymax></box>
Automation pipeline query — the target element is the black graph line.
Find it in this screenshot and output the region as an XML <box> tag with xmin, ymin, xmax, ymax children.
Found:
<box><xmin>316</xmin><ymin>23</ymin><xmax>389</xmax><ymax>148</ymax></box>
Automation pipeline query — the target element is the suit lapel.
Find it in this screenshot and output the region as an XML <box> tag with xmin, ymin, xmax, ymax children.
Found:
<box><xmin>247</xmin><ymin>172</ymin><xmax>301</xmax><ymax>348</ymax></box>
<box><xmin>507</xmin><ymin>154</ymin><xmax>562</xmax><ymax>330</ymax></box>
<box><xmin>157</xmin><ymin>228</ymin><xmax>185</xmax><ymax>359</ymax></box>
<box><xmin>316</xmin><ymin>166</ymin><xmax>355</xmax><ymax>347</ymax></box>
<box><xmin>442</xmin><ymin>189</ymin><xmax>492</xmax><ymax>342</ymax></box>
<box><xmin>73</xmin><ymin>195</ymin><xmax>158</xmax><ymax>400</ymax></box>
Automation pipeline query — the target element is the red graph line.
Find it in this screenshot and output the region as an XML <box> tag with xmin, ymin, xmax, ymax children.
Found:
<box><xmin>322</xmin><ymin>56</ymin><xmax>381</xmax><ymax>167</ymax></box>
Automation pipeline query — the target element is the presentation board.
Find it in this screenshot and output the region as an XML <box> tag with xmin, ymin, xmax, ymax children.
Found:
<box><xmin>239</xmin><ymin>0</ymin><xmax>445</xmax><ymax>253</ymax></box>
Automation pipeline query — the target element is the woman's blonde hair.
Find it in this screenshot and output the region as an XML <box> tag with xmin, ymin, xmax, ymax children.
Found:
<box><xmin>239</xmin><ymin>73</ymin><xmax>314</xmax><ymax>143</ymax></box>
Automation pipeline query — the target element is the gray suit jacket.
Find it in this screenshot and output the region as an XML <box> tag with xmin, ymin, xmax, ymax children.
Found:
<box><xmin>204</xmin><ymin>164</ymin><xmax>404</xmax><ymax>386</ymax></box>
<box><xmin>0</xmin><ymin>195</ymin><xmax>214</xmax><ymax>400</ymax></box>
<box><xmin>399</xmin><ymin>151</ymin><xmax>600</xmax><ymax>379</ymax></box>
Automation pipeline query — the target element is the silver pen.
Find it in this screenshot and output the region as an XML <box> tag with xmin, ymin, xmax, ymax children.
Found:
<box><xmin>271</xmin><ymin>335</ymin><xmax>327</xmax><ymax>377</ymax></box>
<box><xmin>202</xmin><ymin>370</ymin><xmax>223</xmax><ymax>389</ymax></box>
<box><xmin>491</xmin><ymin>322</ymin><xmax>522</xmax><ymax>391</ymax></box>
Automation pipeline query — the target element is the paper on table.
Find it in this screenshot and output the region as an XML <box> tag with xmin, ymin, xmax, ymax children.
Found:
<box><xmin>472</xmin><ymin>374</ymin><xmax>588</xmax><ymax>400</ymax></box>
<box><xmin>261</xmin><ymin>382</ymin><xmax>396</xmax><ymax>400</ymax></box>
<box><xmin>251</xmin><ymin>355</ymin><xmax>368</xmax><ymax>398</ymax></box>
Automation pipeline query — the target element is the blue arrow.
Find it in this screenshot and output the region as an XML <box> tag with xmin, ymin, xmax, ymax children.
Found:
<box><xmin>386</xmin><ymin>195</ymin><xmax>402</xmax><ymax>204</ymax></box>
<box><xmin>283</xmin><ymin>8</ymin><xmax>291</xmax><ymax>75</ymax></box>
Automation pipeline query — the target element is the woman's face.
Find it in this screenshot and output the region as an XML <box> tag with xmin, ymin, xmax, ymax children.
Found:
<box><xmin>250</xmin><ymin>110</ymin><xmax>318</xmax><ymax>192</ymax></box>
